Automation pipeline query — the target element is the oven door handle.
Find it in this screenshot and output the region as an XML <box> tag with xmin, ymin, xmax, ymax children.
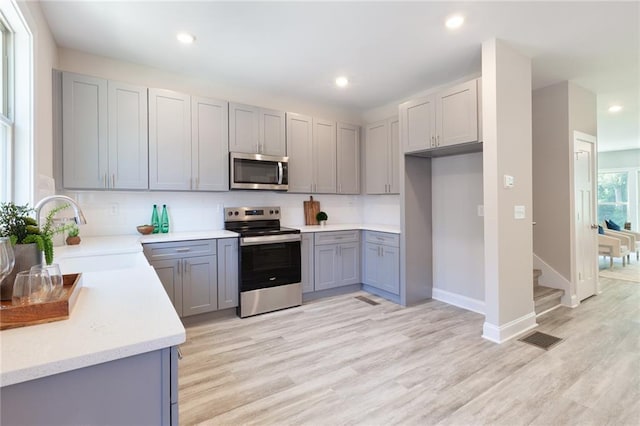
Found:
<box><xmin>277</xmin><ymin>161</ymin><xmax>283</xmax><ymax>185</ymax></box>
<box><xmin>241</xmin><ymin>234</ymin><xmax>301</xmax><ymax>246</ymax></box>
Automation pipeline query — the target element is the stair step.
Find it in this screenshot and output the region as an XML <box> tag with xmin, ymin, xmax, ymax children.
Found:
<box><xmin>534</xmin><ymin>285</ymin><xmax>564</xmax><ymax>314</ymax></box>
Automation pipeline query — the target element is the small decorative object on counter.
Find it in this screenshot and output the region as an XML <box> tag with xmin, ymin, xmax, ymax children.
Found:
<box><xmin>65</xmin><ymin>225</ymin><xmax>81</xmax><ymax>245</ymax></box>
<box><xmin>136</xmin><ymin>225</ymin><xmax>155</xmax><ymax>235</ymax></box>
<box><xmin>151</xmin><ymin>204</ymin><xmax>160</xmax><ymax>234</ymax></box>
<box><xmin>316</xmin><ymin>211</ymin><xmax>328</xmax><ymax>226</ymax></box>
<box><xmin>160</xmin><ymin>204</ymin><xmax>169</xmax><ymax>234</ymax></box>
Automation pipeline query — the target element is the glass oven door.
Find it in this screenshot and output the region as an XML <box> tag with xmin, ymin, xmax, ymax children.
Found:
<box><xmin>240</xmin><ymin>237</ymin><xmax>301</xmax><ymax>292</ymax></box>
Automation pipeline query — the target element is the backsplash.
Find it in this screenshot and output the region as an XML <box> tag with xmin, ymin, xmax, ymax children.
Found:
<box><xmin>60</xmin><ymin>190</ymin><xmax>399</xmax><ymax>237</ymax></box>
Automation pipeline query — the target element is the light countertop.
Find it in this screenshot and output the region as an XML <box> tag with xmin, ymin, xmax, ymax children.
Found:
<box><xmin>0</xmin><ymin>265</ymin><xmax>185</xmax><ymax>387</ymax></box>
<box><xmin>291</xmin><ymin>223</ymin><xmax>401</xmax><ymax>234</ymax></box>
<box><xmin>139</xmin><ymin>230</ymin><xmax>238</xmax><ymax>243</ymax></box>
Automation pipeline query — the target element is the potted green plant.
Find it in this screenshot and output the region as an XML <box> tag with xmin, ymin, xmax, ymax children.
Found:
<box><xmin>0</xmin><ymin>202</ymin><xmax>74</xmax><ymax>300</ymax></box>
<box><xmin>66</xmin><ymin>224</ymin><xmax>81</xmax><ymax>245</ymax></box>
<box><xmin>316</xmin><ymin>211</ymin><xmax>328</xmax><ymax>226</ymax></box>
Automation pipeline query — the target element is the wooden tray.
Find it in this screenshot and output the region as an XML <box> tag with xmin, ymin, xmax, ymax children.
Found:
<box><xmin>0</xmin><ymin>273</ymin><xmax>82</xmax><ymax>330</ymax></box>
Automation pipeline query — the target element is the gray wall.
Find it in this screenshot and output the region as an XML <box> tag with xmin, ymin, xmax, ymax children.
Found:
<box><xmin>598</xmin><ymin>149</ymin><xmax>640</xmax><ymax>169</ymax></box>
<box><xmin>432</xmin><ymin>152</ymin><xmax>484</xmax><ymax>302</ymax></box>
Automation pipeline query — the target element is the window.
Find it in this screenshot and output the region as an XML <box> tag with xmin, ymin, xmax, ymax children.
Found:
<box><xmin>598</xmin><ymin>171</ymin><xmax>628</xmax><ymax>226</ymax></box>
<box><xmin>0</xmin><ymin>15</ymin><xmax>12</xmax><ymax>202</ymax></box>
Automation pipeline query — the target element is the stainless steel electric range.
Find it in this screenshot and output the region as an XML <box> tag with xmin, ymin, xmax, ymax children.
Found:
<box><xmin>224</xmin><ymin>207</ymin><xmax>302</xmax><ymax>318</ymax></box>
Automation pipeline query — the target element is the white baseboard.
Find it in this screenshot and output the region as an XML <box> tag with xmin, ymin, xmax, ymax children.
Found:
<box><xmin>482</xmin><ymin>311</ymin><xmax>538</xmax><ymax>344</ymax></box>
<box><xmin>532</xmin><ymin>253</ymin><xmax>574</xmax><ymax>306</ymax></box>
<box><xmin>432</xmin><ymin>288</ymin><xmax>485</xmax><ymax>314</ymax></box>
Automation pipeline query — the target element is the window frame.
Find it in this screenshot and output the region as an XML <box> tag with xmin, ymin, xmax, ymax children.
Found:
<box><xmin>598</xmin><ymin>167</ymin><xmax>640</xmax><ymax>231</ymax></box>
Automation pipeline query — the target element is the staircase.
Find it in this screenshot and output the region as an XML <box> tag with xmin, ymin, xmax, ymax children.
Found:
<box><xmin>533</xmin><ymin>269</ymin><xmax>564</xmax><ymax>315</ymax></box>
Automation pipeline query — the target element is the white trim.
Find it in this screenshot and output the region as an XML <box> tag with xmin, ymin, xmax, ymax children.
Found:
<box><xmin>532</xmin><ymin>253</ymin><xmax>574</xmax><ymax>306</ymax></box>
<box><xmin>432</xmin><ymin>288</ymin><xmax>485</xmax><ymax>314</ymax></box>
<box><xmin>482</xmin><ymin>311</ymin><xmax>537</xmax><ymax>344</ymax></box>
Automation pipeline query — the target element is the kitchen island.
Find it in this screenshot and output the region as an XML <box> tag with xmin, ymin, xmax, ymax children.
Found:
<box><xmin>0</xmin><ymin>245</ymin><xmax>186</xmax><ymax>424</ymax></box>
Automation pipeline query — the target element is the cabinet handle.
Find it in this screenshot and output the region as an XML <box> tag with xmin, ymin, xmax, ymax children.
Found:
<box><xmin>111</xmin><ymin>174</ymin><xmax>115</xmax><ymax>188</ymax></box>
<box><xmin>175</xmin><ymin>248</ymin><xmax>190</xmax><ymax>253</ymax></box>
<box><xmin>437</xmin><ymin>135</ymin><xmax>440</xmax><ymax>147</ymax></box>
<box><xmin>431</xmin><ymin>136</ymin><xmax>435</xmax><ymax>147</ymax></box>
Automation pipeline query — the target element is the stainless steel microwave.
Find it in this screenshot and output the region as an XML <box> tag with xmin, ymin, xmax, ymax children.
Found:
<box><xmin>229</xmin><ymin>152</ymin><xmax>289</xmax><ymax>191</ymax></box>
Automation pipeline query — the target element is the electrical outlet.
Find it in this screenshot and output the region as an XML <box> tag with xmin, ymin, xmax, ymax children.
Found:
<box><xmin>109</xmin><ymin>203</ymin><xmax>119</xmax><ymax>216</ymax></box>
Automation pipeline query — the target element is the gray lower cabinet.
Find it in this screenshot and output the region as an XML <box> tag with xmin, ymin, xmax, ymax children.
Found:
<box><xmin>363</xmin><ymin>231</ymin><xmax>400</xmax><ymax>295</ymax></box>
<box><xmin>301</xmin><ymin>233</ymin><xmax>315</xmax><ymax>293</ymax></box>
<box><xmin>1</xmin><ymin>346</ymin><xmax>179</xmax><ymax>425</ymax></box>
<box><xmin>314</xmin><ymin>231</ymin><xmax>360</xmax><ymax>291</ymax></box>
<box><xmin>144</xmin><ymin>239</ymin><xmax>238</xmax><ymax>317</ymax></box>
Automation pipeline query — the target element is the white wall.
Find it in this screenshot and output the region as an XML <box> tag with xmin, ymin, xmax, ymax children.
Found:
<box><xmin>432</xmin><ymin>152</ymin><xmax>484</xmax><ymax>306</ymax></box>
<box><xmin>598</xmin><ymin>148</ymin><xmax>640</xmax><ymax>169</ymax></box>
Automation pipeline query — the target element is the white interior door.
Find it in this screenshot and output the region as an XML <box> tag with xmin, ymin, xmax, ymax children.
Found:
<box><xmin>574</xmin><ymin>132</ymin><xmax>598</xmax><ymax>301</ymax></box>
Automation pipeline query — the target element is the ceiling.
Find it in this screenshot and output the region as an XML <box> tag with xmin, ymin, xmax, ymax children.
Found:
<box><xmin>39</xmin><ymin>1</ymin><xmax>639</xmax><ymax>152</ymax></box>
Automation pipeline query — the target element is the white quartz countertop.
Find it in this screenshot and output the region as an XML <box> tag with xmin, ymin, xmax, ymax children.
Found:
<box><xmin>139</xmin><ymin>230</ymin><xmax>238</xmax><ymax>243</ymax></box>
<box><xmin>54</xmin><ymin>235</ymin><xmax>143</xmax><ymax>259</ymax></box>
<box><xmin>291</xmin><ymin>223</ymin><xmax>401</xmax><ymax>234</ymax></box>
<box><xmin>0</xmin><ymin>265</ymin><xmax>185</xmax><ymax>387</ymax></box>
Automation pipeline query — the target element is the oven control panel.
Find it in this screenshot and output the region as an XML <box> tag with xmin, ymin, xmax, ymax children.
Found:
<box><xmin>224</xmin><ymin>207</ymin><xmax>281</xmax><ymax>222</ymax></box>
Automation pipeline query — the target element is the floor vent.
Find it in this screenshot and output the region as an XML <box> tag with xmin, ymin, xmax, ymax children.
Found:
<box><xmin>519</xmin><ymin>331</ymin><xmax>563</xmax><ymax>350</ymax></box>
<box><xmin>355</xmin><ymin>295</ymin><xmax>380</xmax><ymax>306</ymax></box>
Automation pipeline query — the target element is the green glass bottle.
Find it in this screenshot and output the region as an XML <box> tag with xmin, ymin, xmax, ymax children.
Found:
<box><xmin>160</xmin><ymin>204</ymin><xmax>169</xmax><ymax>233</ymax></box>
<box><xmin>151</xmin><ymin>204</ymin><xmax>160</xmax><ymax>234</ymax></box>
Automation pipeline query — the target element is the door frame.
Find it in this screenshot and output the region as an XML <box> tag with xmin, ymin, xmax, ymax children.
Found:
<box><xmin>570</xmin><ymin>131</ymin><xmax>599</xmax><ymax>303</ymax></box>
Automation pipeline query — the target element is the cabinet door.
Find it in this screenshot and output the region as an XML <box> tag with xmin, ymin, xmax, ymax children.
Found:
<box><xmin>313</xmin><ymin>118</ymin><xmax>337</xmax><ymax>193</ymax></box>
<box><xmin>314</xmin><ymin>244</ymin><xmax>339</xmax><ymax>291</ymax></box>
<box><xmin>192</xmin><ymin>96</ymin><xmax>229</xmax><ymax>191</ymax></box>
<box><xmin>363</xmin><ymin>242</ymin><xmax>381</xmax><ymax>287</ymax></box>
<box><xmin>229</xmin><ymin>102</ymin><xmax>260</xmax><ymax>154</ymax></box>
<box><xmin>338</xmin><ymin>242</ymin><xmax>360</xmax><ymax>286</ymax></box>
<box><xmin>365</xmin><ymin>120</ymin><xmax>388</xmax><ymax>194</ymax></box>
<box><xmin>380</xmin><ymin>245</ymin><xmax>400</xmax><ymax>294</ymax></box>
<box><xmin>301</xmin><ymin>233</ymin><xmax>314</xmax><ymax>293</ymax></box>
<box><xmin>150</xmin><ymin>259</ymin><xmax>182</xmax><ymax>317</ymax></box>
<box><xmin>286</xmin><ymin>113</ymin><xmax>314</xmax><ymax>193</ymax></box>
<box><xmin>400</xmin><ymin>96</ymin><xmax>435</xmax><ymax>153</ymax></box>
<box><xmin>260</xmin><ymin>108</ymin><xmax>286</xmax><ymax>156</ymax></box>
<box><xmin>435</xmin><ymin>79</ymin><xmax>478</xmax><ymax>147</ymax></box>
<box><xmin>62</xmin><ymin>72</ymin><xmax>108</xmax><ymax>189</ymax></box>
<box><xmin>108</xmin><ymin>81</ymin><xmax>148</xmax><ymax>189</ymax></box>
<box><xmin>388</xmin><ymin>117</ymin><xmax>400</xmax><ymax>194</ymax></box>
<box><xmin>336</xmin><ymin>122</ymin><xmax>360</xmax><ymax>194</ymax></box>
<box><xmin>217</xmin><ymin>238</ymin><xmax>238</xmax><ymax>309</ymax></box>
<box><xmin>149</xmin><ymin>89</ymin><xmax>191</xmax><ymax>190</ymax></box>
<box><xmin>182</xmin><ymin>255</ymin><xmax>218</xmax><ymax>317</ymax></box>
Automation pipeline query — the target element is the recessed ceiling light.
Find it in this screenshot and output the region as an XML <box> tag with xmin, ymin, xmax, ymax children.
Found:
<box><xmin>608</xmin><ymin>105</ymin><xmax>623</xmax><ymax>113</ymax></box>
<box><xmin>176</xmin><ymin>32</ymin><xmax>195</xmax><ymax>44</ymax></box>
<box><xmin>335</xmin><ymin>76</ymin><xmax>349</xmax><ymax>88</ymax></box>
<box><xmin>445</xmin><ymin>15</ymin><xmax>465</xmax><ymax>29</ymax></box>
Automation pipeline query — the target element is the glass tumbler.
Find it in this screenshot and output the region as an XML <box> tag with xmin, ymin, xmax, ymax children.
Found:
<box><xmin>32</xmin><ymin>263</ymin><xmax>63</xmax><ymax>300</ymax></box>
<box><xmin>12</xmin><ymin>271</ymin><xmax>33</xmax><ymax>305</ymax></box>
<box><xmin>25</xmin><ymin>268</ymin><xmax>52</xmax><ymax>303</ymax></box>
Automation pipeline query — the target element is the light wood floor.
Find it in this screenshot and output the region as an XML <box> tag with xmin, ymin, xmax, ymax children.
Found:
<box><xmin>179</xmin><ymin>274</ymin><xmax>639</xmax><ymax>425</ymax></box>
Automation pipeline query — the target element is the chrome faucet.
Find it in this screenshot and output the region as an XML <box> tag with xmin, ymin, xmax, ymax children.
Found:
<box><xmin>34</xmin><ymin>195</ymin><xmax>87</xmax><ymax>227</ymax></box>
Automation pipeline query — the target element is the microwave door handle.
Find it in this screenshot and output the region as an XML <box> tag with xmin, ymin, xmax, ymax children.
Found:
<box><xmin>277</xmin><ymin>162</ymin><xmax>283</xmax><ymax>185</ymax></box>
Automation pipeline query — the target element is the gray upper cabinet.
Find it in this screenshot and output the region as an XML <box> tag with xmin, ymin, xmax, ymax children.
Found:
<box><xmin>62</xmin><ymin>72</ymin><xmax>109</xmax><ymax>189</ymax></box>
<box><xmin>108</xmin><ymin>82</ymin><xmax>149</xmax><ymax>189</ymax></box>
<box><xmin>148</xmin><ymin>88</ymin><xmax>192</xmax><ymax>190</ymax></box>
<box><xmin>435</xmin><ymin>79</ymin><xmax>478</xmax><ymax>147</ymax></box>
<box><xmin>313</xmin><ymin>118</ymin><xmax>337</xmax><ymax>193</ymax></box>
<box><xmin>400</xmin><ymin>95</ymin><xmax>435</xmax><ymax>154</ymax></box>
<box><xmin>365</xmin><ymin>117</ymin><xmax>399</xmax><ymax>194</ymax></box>
<box><xmin>191</xmin><ymin>96</ymin><xmax>229</xmax><ymax>191</ymax></box>
<box><xmin>336</xmin><ymin>122</ymin><xmax>360</xmax><ymax>194</ymax></box>
<box><xmin>286</xmin><ymin>112</ymin><xmax>314</xmax><ymax>193</ymax></box>
<box><xmin>229</xmin><ymin>102</ymin><xmax>286</xmax><ymax>156</ymax></box>
<box><xmin>62</xmin><ymin>73</ymin><xmax>148</xmax><ymax>190</ymax></box>
<box><xmin>401</xmin><ymin>78</ymin><xmax>480</xmax><ymax>154</ymax></box>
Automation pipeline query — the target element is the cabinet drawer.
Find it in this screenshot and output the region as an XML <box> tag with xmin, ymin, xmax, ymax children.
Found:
<box><xmin>364</xmin><ymin>231</ymin><xmax>399</xmax><ymax>247</ymax></box>
<box><xmin>314</xmin><ymin>230</ymin><xmax>360</xmax><ymax>245</ymax></box>
<box><xmin>143</xmin><ymin>239</ymin><xmax>216</xmax><ymax>261</ymax></box>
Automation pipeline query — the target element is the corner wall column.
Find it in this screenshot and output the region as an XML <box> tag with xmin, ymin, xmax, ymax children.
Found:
<box><xmin>481</xmin><ymin>39</ymin><xmax>536</xmax><ymax>343</ymax></box>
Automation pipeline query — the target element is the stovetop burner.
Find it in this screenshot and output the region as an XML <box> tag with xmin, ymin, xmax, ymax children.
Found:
<box><xmin>223</xmin><ymin>207</ymin><xmax>299</xmax><ymax>237</ymax></box>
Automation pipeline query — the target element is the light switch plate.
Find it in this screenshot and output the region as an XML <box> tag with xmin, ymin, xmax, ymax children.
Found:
<box><xmin>477</xmin><ymin>205</ymin><xmax>484</xmax><ymax>217</ymax></box>
<box><xmin>504</xmin><ymin>175</ymin><xmax>515</xmax><ymax>188</ymax></box>
<box><xmin>514</xmin><ymin>205</ymin><xmax>526</xmax><ymax>219</ymax></box>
